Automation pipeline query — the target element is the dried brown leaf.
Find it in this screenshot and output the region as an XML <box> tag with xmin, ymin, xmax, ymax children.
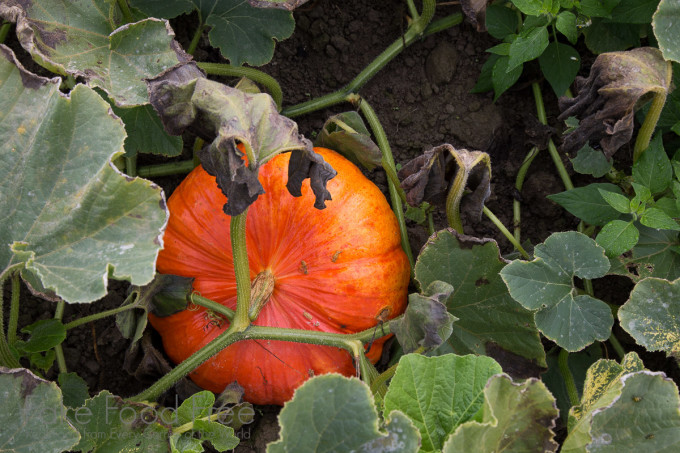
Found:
<box><xmin>559</xmin><ymin>47</ymin><xmax>672</xmax><ymax>157</ymax></box>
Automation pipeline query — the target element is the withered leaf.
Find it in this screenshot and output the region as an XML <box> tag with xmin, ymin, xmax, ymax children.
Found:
<box><xmin>147</xmin><ymin>62</ymin><xmax>336</xmax><ymax>215</ymax></box>
<box><xmin>461</xmin><ymin>0</ymin><xmax>492</xmax><ymax>32</ymax></box>
<box><xmin>391</xmin><ymin>281</ymin><xmax>456</xmax><ymax>353</ymax></box>
<box><xmin>559</xmin><ymin>47</ymin><xmax>672</xmax><ymax>158</ymax></box>
<box><xmin>398</xmin><ymin>144</ymin><xmax>492</xmax><ymax>225</ymax></box>
<box><xmin>315</xmin><ymin>111</ymin><xmax>382</xmax><ymax>171</ymax></box>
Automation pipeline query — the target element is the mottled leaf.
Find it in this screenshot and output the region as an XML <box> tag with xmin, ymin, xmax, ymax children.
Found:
<box><xmin>562</xmin><ymin>353</ymin><xmax>646</xmax><ymax>453</ymax></box>
<box><xmin>383</xmin><ymin>354</ymin><xmax>502</xmax><ymax>452</ymax></box>
<box><xmin>415</xmin><ymin>230</ymin><xmax>546</xmax><ymax>367</ymax></box>
<box><xmin>148</xmin><ymin>62</ymin><xmax>335</xmax><ymax>216</ymax></box>
<box><xmin>619</xmin><ymin>277</ymin><xmax>680</xmax><ymax>359</ymax></box>
<box><xmin>0</xmin><ymin>367</ymin><xmax>80</xmax><ymax>453</ymax></box>
<box><xmin>501</xmin><ymin>232</ymin><xmax>613</xmax><ymax>351</ymax></box>
<box><xmin>443</xmin><ymin>375</ymin><xmax>559</xmax><ymax>453</ymax></box>
<box><xmin>587</xmin><ymin>372</ymin><xmax>680</xmax><ymax>452</ymax></box>
<box><xmin>0</xmin><ymin>46</ymin><xmax>167</xmax><ymax>303</ymax></box>
<box><xmin>0</xmin><ymin>1</ymin><xmax>188</xmax><ymax>106</ymax></box>
<box><xmin>267</xmin><ymin>374</ymin><xmax>420</xmax><ymax>453</ymax></box>
<box><xmin>559</xmin><ymin>47</ymin><xmax>672</xmax><ymax>157</ymax></box>
<box><xmin>391</xmin><ymin>280</ymin><xmax>456</xmax><ymax>353</ymax></box>
<box><xmin>132</xmin><ymin>0</ymin><xmax>294</xmax><ymax>66</ymax></box>
<box><xmin>315</xmin><ymin>111</ymin><xmax>382</xmax><ymax>170</ymax></box>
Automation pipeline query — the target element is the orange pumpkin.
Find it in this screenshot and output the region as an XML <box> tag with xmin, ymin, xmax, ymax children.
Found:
<box><xmin>149</xmin><ymin>147</ymin><xmax>410</xmax><ymax>405</ymax></box>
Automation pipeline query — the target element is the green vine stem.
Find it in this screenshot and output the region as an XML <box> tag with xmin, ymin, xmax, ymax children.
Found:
<box><xmin>0</xmin><ymin>270</ymin><xmax>22</xmax><ymax>368</ymax></box>
<box><xmin>483</xmin><ymin>206</ymin><xmax>531</xmax><ymax>260</ymax></box>
<box><xmin>633</xmin><ymin>86</ymin><xmax>671</xmax><ymax>163</ymax></box>
<box><xmin>63</xmin><ymin>299</ymin><xmax>137</xmax><ymax>331</ymax></box>
<box><xmin>54</xmin><ymin>300</ymin><xmax>67</xmax><ymax>373</ymax></box>
<box><xmin>124</xmin><ymin>155</ymin><xmax>137</xmax><ymax>177</ymax></box>
<box><xmin>282</xmin><ymin>3</ymin><xmax>462</xmax><ymax>118</ymax></box>
<box><xmin>608</xmin><ymin>332</ymin><xmax>625</xmax><ymax>360</ymax></box>
<box><xmin>7</xmin><ymin>272</ymin><xmax>20</xmax><ymax>346</ymax></box>
<box><xmin>130</xmin><ymin>314</ymin><xmax>396</xmax><ymax>403</ymax></box>
<box><xmin>137</xmin><ymin>160</ymin><xmax>196</xmax><ymax>178</ymax></box>
<box><xmin>187</xmin><ymin>15</ymin><xmax>204</xmax><ymax>56</ymax></box>
<box><xmin>116</xmin><ymin>0</ymin><xmax>134</xmax><ymax>24</ymax></box>
<box><xmin>197</xmin><ymin>62</ymin><xmax>283</xmax><ymax>111</ymax></box>
<box><xmin>357</xmin><ymin>97</ymin><xmax>414</xmax><ymax>270</ymax></box>
<box><xmin>513</xmin><ymin>146</ymin><xmax>539</xmax><ymax>243</ymax></box>
<box><xmin>190</xmin><ymin>293</ymin><xmax>235</xmax><ymax>321</ymax></box>
<box><xmin>559</xmin><ymin>348</ymin><xmax>580</xmax><ymax>407</ymax></box>
<box><xmin>228</xmin><ymin>209</ymin><xmax>252</xmax><ymax>332</ymax></box>
<box><xmin>0</xmin><ymin>21</ymin><xmax>11</xmax><ymax>44</ymax></box>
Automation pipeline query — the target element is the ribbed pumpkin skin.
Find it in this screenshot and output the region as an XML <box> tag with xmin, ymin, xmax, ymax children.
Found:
<box><xmin>149</xmin><ymin>148</ymin><xmax>409</xmax><ymax>405</ymax></box>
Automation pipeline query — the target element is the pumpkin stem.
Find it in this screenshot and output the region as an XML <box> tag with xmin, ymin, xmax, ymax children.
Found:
<box><xmin>248</xmin><ymin>269</ymin><xmax>275</xmax><ymax>321</ymax></box>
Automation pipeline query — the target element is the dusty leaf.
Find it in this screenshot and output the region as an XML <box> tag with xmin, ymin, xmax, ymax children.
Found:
<box><xmin>443</xmin><ymin>375</ymin><xmax>559</xmax><ymax>453</ymax></box>
<box><xmin>654</xmin><ymin>0</ymin><xmax>680</xmax><ymax>63</ymax></box>
<box><xmin>0</xmin><ymin>367</ymin><xmax>80</xmax><ymax>453</ymax></box>
<box><xmin>0</xmin><ymin>0</ymin><xmax>188</xmax><ymax>106</ymax></box>
<box><xmin>315</xmin><ymin>111</ymin><xmax>382</xmax><ymax>170</ymax></box>
<box><xmin>619</xmin><ymin>277</ymin><xmax>680</xmax><ymax>359</ymax></box>
<box><xmin>391</xmin><ymin>280</ymin><xmax>456</xmax><ymax>353</ymax></box>
<box><xmin>248</xmin><ymin>0</ymin><xmax>311</xmax><ymax>10</ymax></box>
<box><xmin>148</xmin><ymin>62</ymin><xmax>336</xmax><ymax>216</ymax></box>
<box><xmin>559</xmin><ymin>47</ymin><xmax>672</xmax><ymax>157</ymax></box>
<box><xmin>0</xmin><ymin>46</ymin><xmax>167</xmax><ymax>303</ymax></box>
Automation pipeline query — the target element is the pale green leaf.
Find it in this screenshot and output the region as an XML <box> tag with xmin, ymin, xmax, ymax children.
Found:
<box><xmin>267</xmin><ymin>374</ymin><xmax>420</xmax><ymax>453</ymax></box>
<box><xmin>0</xmin><ymin>1</ymin><xmax>187</xmax><ymax>106</ymax></box>
<box><xmin>619</xmin><ymin>277</ymin><xmax>680</xmax><ymax>359</ymax></box>
<box><xmin>415</xmin><ymin>230</ymin><xmax>545</xmax><ymax>367</ymax></box>
<box><xmin>654</xmin><ymin>0</ymin><xmax>680</xmax><ymax>63</ymax></box>
<box><xmin>132</xmin><ymin>0</ymin><xmax>294</xmax><ymax>66</ymax></box>
<box><xmin>383</xmin><ymin>353</ymin><xmax>502</xmax><ymax>452</ymax></box>
<box><xmin>0</xmin><ymin>47</ymin><xmax>167</xmax><ymax>303</ymax></box>
<box><xmin>640</xmin><ymin>207</ymin><xmax>680</xmax><ymax>230</ymax></box>
<box><xmin>443</xmin><ymin>375</ymin><xmax>559</xmax><ymax>453</ymax></box>
<box><xmin>0</xmin><ymin>368</ymin><xmax>80</xmax><ymax>453</ymax></box>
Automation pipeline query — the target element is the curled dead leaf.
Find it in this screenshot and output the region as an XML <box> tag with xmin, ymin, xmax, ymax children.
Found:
<box><xmin>147</xmin><ymin>62</ymin><xmax>336</xmax><ymax>215</ymax></box>
<box><xmin>460</xmin><ymin>0</ymin><xmax>492</xmax><ymax>32</ymax></box>
<box><xmin>558</xmin><ymin>47</ymin><xmax>672</xmax><ymax>158</ymax></box>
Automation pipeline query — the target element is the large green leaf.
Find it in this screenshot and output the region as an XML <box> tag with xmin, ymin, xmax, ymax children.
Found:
<box><xmin>267</xmin><ymin>374</ymin><xmax>420</xmax><ymax>452</ymax></box>
<box><xmin>0</xmin><ymin>368</ymin><xmax>80</xmax><ymax>453</ymax></box>
<box><xmin>443</xmin><ymin>375</ymin><xmax>559</xmax><ymax>453</ymax></box>
<box><xmin>587</xmin><ymin>371</ymin><xmax>680</xmax><ymax>452</ymax></box>
<box><xmin>0</xmin><ymin>47</ymin><xmax>167</xmax><ymax>302</ymax></box>
<box><xmin>414</xmin><ymin>230</ymin><xmax>545</xmax><ymax>367</ymax></box>
<box><xmin>383</xmin><ymin>353</ymin><xmax>502</xmax><ymax>452</ymax></box>
<box><xmin>619</xmin><ymin>277</ymin><xmax>680</xmax><ymax>359</ymax></box>
<box><xmin>501</xmin><ymin>232</ymin><xmax>613</xmax><ymax>351</ymax></box>
<box><xmin>654</xmin><ymin>0</ymin><xmax>680</xmax><ymax>63</ymax></box>
<box><xmin>562</xmin><ymin>353</ymin><xmax>645</xmax><ymax>453</ymax></box>
<box><xmin>0</xmin><ymin>0</ymin><xmax>187</xmax><ymax>106</ymax></box>
<box><xmin>131</xmin><ymin>0</ymin><xmax>294</xmax><ymax>66</ymax></box>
